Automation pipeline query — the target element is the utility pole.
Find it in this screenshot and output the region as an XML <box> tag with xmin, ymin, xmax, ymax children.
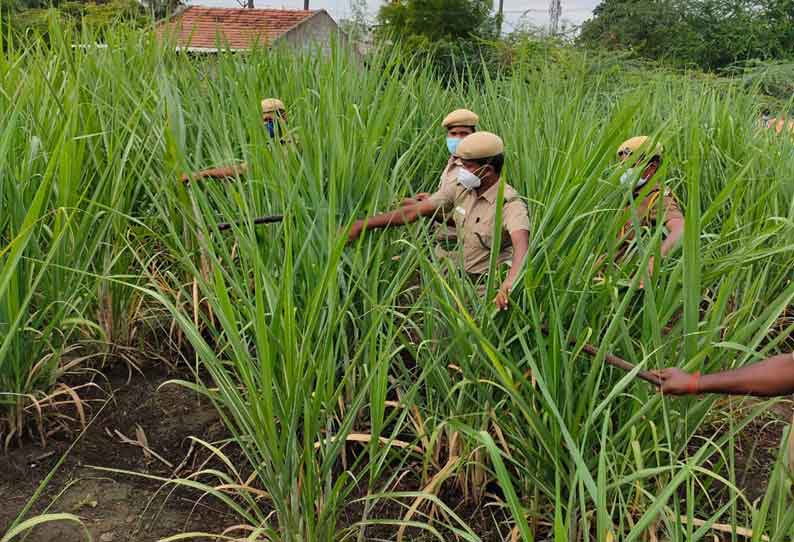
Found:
<box><xmin>304</xmin><ymin>0</ymin><xmax>309</xmax><ymax>9</ymax></box>
<box><xmin>247</xmin><ymin>0</ymin><xmax>254</xmax><ymax>7</ymax></box>
<box><xmin>549</xmin><ymin>0</ymin><xmax>561</xmax><ymax>35</ymax></box>
<box><xmin>496</xmin><ymin>0</ymin><xmax>504</xmax><ymax>36</ymax></box>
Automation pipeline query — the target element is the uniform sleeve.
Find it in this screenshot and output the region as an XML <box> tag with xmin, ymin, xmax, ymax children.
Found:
<box><xmin>428</xmin><ymin>180</ymin><xmax>457</xmax><ymax>211</ymax></box>
<box><xmin>438</xmin><ymin>159</ymin><xmax>456</xmax><ymax>191</ymax></box>
<box><xmin>502</xmin><ymin>198</ymin><xmax>530</xmax><ymax>234</ymax></box>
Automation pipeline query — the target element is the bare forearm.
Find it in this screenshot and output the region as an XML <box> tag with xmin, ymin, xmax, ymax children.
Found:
<box><xmin>699</xmin><ymin>354</ymin><xmax>794</xmax><ymax>396</ymax></box>
<box><xmin>194</xmin><ymin>164</ymin><xmax>248</xmax><ymax>180</ymax></box>
<box><xmin>360</xmin><ymin>209</ymin><xmax>419</xmax><ymax>231</ymax></box>
<box><xmin>660</xmin><ymin>220</ymin><xmax>683</xmax><ymax>257</ymax></box>
<box><xmin>505</xmin><ymin>230</ymin><xmax>529</xmax><ymax>285</ymax></box>
<box><xmin>355</xmin><ymin>201</ymin><xmax>439</xmax><ymax>233</ymax></box>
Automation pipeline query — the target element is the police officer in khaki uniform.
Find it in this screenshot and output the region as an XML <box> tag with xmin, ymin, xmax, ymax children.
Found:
<box><xmin>402</xmin><ymin>109</ymin><xmax>480</xmax><ymax>259</ymax></box>
<box><xmin>613</xmin><ymin>136</ymin><xmax>685</xmax><ymax>285</ymax></box>
<box><xmin>181</xmin><ymin>98</ymin><xmax>290</xmax><ymax>182</ymax></box>
<box><xmin>403</xmin><ymin>108</ymin><xmax>480</xmax><ymax>205</ymax></box>
<box><xmin>261</xmin><ymin>98</ymin><xmax>294</xmax><ymax>144</ymax></box>
<box><xmin>761</xmin><ymin>109</ymin><xmax>794</xmax><ymax>135</ymax></box>
<box><xmin>348</xmin><ymin>132</ymin><xmax>530</xmax><ymax>310</ymax></box>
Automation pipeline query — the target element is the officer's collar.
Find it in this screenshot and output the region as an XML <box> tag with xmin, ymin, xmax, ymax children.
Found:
<box><xmin>477</xmin><ymin>179</ymin><xmax>501</xmax><ymax>203</ymax></box>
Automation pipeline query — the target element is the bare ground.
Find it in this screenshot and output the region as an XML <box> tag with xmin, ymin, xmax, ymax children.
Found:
<box><xmin>1</xmin><ymin>361</ymin><xmax>237</xmax><ymax>542</ymax></box>
<box><xmin>3</xmin><ymin>358</ymin><xmax>792</xmax><ymax>542</ymax></box>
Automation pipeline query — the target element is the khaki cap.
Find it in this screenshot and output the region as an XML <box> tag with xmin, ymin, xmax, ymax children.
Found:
<box><xmin>455</xmin><ymin>132</ymin><xmax>504</xmax><ymax>160</ymax></box>
<box><xmin>442</xmin><ymin>109</ymin><xmax>479</xmax><ymax>129</ymax></box>
<box><xmin>616</xmin><ymin>136</ymin><xmax>663</xmax><ymax>161</ymax></box>
<box><xmin>261</xmin><ymin>98</ymin><xmax>285</xmax><ymax>114</ymax></box>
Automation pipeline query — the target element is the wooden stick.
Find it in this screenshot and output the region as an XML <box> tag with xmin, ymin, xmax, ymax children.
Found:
<box><xmin>216</xmin><ymin>214</ymin><xmax>284</xmax><ymax>232</ymax></box>
<box><xmin>541</xmin><ymin>324</ymin><xmax>661</xmax><ymax>386</ymax></box>
<box><xmin>580</xmin><ymin>343</ymin><xmax>661</xmax><ymax>385</ymax></box>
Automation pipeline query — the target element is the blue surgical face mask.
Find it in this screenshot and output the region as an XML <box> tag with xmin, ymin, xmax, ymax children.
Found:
<box><xmin>265</xmin><ymin>119</ymin><xmax>276</xmax><ymax>138</ymax></box>
<box><xmin>446</xmin><ymin>137</ymin><xmax>461</xmax><ymax>155</ymax></box>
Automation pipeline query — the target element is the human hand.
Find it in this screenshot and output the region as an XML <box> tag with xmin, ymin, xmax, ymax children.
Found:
<box><xmin>400</xmin><ymin>193</ymin><xmax>430</xmax><ymax>207</ymax></box>
<box><xmin>347</xmin><ymin>221</ymin><xmax>363</xmax><ymax>243</ymax></box>
<box><xmin>655</xmin><ymin>367</ymin><xmax>700</xmax><ymax>395</ymax></box>
<box><xmin>494</xmin><ymin>281</ymin><xmax>512</xmax><ymax>311</ymax></box>
<box><xmin>639</xmin><ymin>256</ymin><xmax>655</xmax><ymax>289</ymax></box>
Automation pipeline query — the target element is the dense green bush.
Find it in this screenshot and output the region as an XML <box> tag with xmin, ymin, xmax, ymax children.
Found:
<box><xmin>7</xmin><ymin>0</ymin><xmax>149</xmax><ymax>44</ymax></box>
<box><xmin>579</xmin><ymin>0</ymin><xmax>794</xmax><ymax>71</ymax></box>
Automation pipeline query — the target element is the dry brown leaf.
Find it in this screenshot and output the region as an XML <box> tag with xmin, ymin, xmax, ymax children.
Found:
<box><xmin>23</xmin><ymin>393</ymin><xmax>46</xmax><ymax>447</ymax></box>
<box><xmin>396</xmin><ymin>455</ymin><xmax>460</xmax><ymax>542</ymax></box>
<box><xmin>677</xmin><ymin>515</ymin><xmax>769</xmax><ymax>541</ymax></box>
<box><xmin>787</xmin><ymin>413</ymin><xmax>794</xmax><ymax>473</ymax></box>
<box><xmin>491</xmin><ymin>416</ymin><xmax>512</xmax><ymax>460</ymax></box>
<box><xmin>192</xmin><ymin>278</ymin><xmax>199</xmax><ymax>328</ymax></box>
<box><xmin>214</xmin><ymin>483</ymin><xmax>271</xmax><ymax>499</ymax></box>
<box><xmin>135</xmin><ymin>424</ymin><xmax>151</xmax><ymax>460</ymax></box>
<box><xmin>54</xmin><ymin>383</ymin><xmax>87</xmax><ymax>428</ymax></box>
<box><xmin>646</xmin><ymin>519</ymin><xmax>659</xmax><ymax>542</ymax></box>
<box><xmin>109</xmin><ymin>427</ymin><xmax>173</xmax><ymax>468</ymax></box>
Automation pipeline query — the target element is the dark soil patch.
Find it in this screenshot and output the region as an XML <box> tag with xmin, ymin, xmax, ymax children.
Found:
<box><xmin>1</xmin><ymin>358</ymin><xmax>512</xmax><ymax>542</ymax></box>
<box><xmin>1</xmin><ymin>361</ymin><xmax>237</xmax><ymax>542</ymax></box>
<box><xmin>9</xmin><ymin>351</ymin><xmax>785</xmax><ymax>541</ymax></box>
<box><xmin>690</xmin><ymin>397</ymin><xmax>794</xmax><ymax>514</ymax></box>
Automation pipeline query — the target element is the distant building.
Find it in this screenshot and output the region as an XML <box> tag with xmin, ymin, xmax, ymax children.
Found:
<box><xmin>156</xmin><ymin>6</ymin><xmax>347</xmax><ymax>53</ymax></box>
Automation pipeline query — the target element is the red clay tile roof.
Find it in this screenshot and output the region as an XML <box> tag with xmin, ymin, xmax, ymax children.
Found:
<box><xmin>157</xmin><ymin>6</ymin><xmax>319</xmax><ymax>50</ymax></box>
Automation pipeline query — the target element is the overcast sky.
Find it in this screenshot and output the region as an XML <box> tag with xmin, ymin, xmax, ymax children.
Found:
<box><xmin>186</xmin><ymin>0</ymin><xmax>600</xmax><ymax>32</ymax></box>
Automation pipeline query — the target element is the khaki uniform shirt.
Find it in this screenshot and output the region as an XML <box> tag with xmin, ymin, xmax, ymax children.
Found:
<box><xmin>432</xmin><ymin>157</ymin><xmax>461</xmax><ymax>250</ymax></box>
<box><xmin>616</xmin><ymin>187</ymin><xmax>683</xmax><ymax>261</ymax></box>
<box><xmin>766</xmin><ymin>117</ymin><xmax>794</xmax><ymax>135</ymax></box>
<box><xmin>429</xmin><ymin>180</ymin><xmax>530</xmax><ymax>275</ymax></box>
<box><xmin>439</xmin><ymin>157</ymin><xmax>460</xmax><ymax>191</ymax></box>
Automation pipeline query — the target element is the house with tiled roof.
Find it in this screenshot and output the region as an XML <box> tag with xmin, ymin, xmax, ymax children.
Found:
<box><xmin>156</xmin><ymin>6</ymin><xmax>347</xmax><ymax>53</ymax></box>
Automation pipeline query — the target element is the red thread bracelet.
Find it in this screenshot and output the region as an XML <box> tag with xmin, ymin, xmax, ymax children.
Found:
<box><xmin>688</xmin><ymin>371</ymin><xmax>701</xmax><ymax>395</ymax></box>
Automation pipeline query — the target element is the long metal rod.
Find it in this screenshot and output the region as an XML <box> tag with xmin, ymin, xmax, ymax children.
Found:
<box><xmin>216</xmin><ymin>214</ymin><xmax>284</xmax><ymax>231</ymax></box>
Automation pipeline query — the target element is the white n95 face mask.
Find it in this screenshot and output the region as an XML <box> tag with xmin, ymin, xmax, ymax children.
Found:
<box><xmin>457</xmin><ymin>168</ymin><xmax>481</xmax><ymax>190</ymax></box>
<box><xmin>620</xmin><ymin>167</ymin><xmax>649</xmax><ymax>189</ymax></box>
<box><xmin>620</xmin><ymin>168</ymin><xmax>635</xmax><ymax>187</ymax></box>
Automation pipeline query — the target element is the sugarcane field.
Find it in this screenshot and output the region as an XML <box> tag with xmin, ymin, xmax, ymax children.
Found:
<box><xmin>2</xmin><ymin>9</ymin><xmax>794</xmax><ymax>542</ymax></box>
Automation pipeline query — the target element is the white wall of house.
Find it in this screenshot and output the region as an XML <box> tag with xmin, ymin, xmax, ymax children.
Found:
<box><xmin>278</xmin><ymin>11</ymin><xmax>347</xmax><ymax>54</ymax></box>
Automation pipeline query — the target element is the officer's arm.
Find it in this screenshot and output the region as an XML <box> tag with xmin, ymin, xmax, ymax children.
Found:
<box><xmin>505</xmin><ymin>229</ymin><xmax>529</xmax><ymax>287</ymax></box>
<box><xmin>348</xmin><ymin>200</ymin><xmax>442</xmax><ymax>242</ymax></box>
<box><xmin>181</xmin><ymin>163</ymin><xmax>248</xmax><ymax>183</ymax></box>
<box><xmin>660</xmin><ymin>214</ymin><xmax>684</xmax><ymax>257</ymax></box>
<box><xmin>657</xmin><ymin>353</ymin><xmax>794</xmax><ymax>397</ymax></box>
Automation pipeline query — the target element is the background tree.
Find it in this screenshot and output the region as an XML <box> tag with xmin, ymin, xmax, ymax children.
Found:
<box><xmin>339</xmin><ymin>0</ymin><xmax>369</xmax><ymax>43</ymax></box>
<box><xmin>579</xmin><ymin>0</ymin><xmax>794</xmax><ymax>71</ymax></box>
<box><xmin>376</xmin><ymin>0</ymin><xmax>496</xmax><ymax>79</ymax></box>
<box><xmin>377</xmin><ymin>0</ymin><xmax>495</xmax><ymax>45</ymax></box>
<box><xmin>6</xmin><ymin>0</ymin><xmax>175</xmax><ymax>44</ymax></box>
